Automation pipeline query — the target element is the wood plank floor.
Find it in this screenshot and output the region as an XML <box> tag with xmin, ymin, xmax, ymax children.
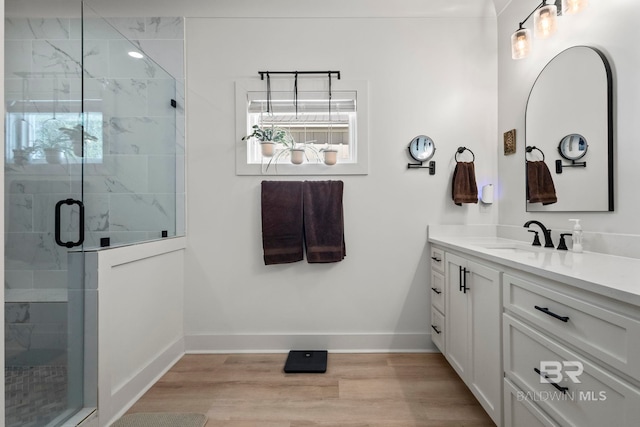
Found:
<box><xmin>126</xmin><ymin>353</ymin><xmax>496</xmax><ymax>426</ymax></box>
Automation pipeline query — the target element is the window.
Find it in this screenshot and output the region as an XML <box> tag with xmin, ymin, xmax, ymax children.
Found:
<box><xmin>5</xmin><ymin>101</ymin><xmax>103</xmax><ymax>164</ymax></box>
<box><xmin>236</xmin><ymin>79</ymin><xmax>368</xmax><ymax>175</ymax></box>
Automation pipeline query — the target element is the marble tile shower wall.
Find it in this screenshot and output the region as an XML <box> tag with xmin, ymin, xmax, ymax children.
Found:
<box><xmin>4</xmin><ymin>16</ymin><xmax>185</xmax><ymax>350</ymax></box>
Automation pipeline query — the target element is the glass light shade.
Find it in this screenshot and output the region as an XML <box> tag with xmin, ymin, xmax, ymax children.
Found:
<box><xmin>511</xmin><ymin>28</ymin><xmax>532</xmax><ymax>60</ymax></box>
<box><xmin>562</xmin><ymin>0</ymin><xmax>588</xmax><ymax>15</ymax></box>
<box><xmin>534</xmin><ymin>4</ymin><xmax>558</xmax><ymax>39</ymax></box>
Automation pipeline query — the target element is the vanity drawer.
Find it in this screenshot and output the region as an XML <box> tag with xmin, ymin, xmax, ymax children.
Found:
<box><xmin>504</xmin><ymin>314</ymin><xmax>640</xmax><ymax>427</ymax></box>
<box><xmin>430</xmin><ymin>247</ymin><xmax>444</xmax><ymax>273</ymax></box>
<box><xmin>431</xmin><ymin>307</ymin><xmax>445</xmax><ymax>353</ymax></box>
<box><xmin>431</xmin><ymin>270</ymin><xmax>445</xmax><ymax>314</ymax></box>
<box><xmin>503</xmin><ymin>273</ymin><xmax>640</xmax><ymax>379</ymax></box>
<box><xmin>504</xmin><ymin>378</ymin><xmax>560</xmax><ymax>427</ymax></box>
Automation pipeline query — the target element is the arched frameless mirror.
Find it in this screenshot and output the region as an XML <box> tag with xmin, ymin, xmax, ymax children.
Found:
<box><xmin>525</xmin><ymin>46</ymin><xmax>613</xmax><ymax>212</ymax></box>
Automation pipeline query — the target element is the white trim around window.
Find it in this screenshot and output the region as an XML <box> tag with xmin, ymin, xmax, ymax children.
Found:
<box><xmin>235</xmin><ymin>79</ymin><xmax>369</xmax><ymax>176</ymax></box>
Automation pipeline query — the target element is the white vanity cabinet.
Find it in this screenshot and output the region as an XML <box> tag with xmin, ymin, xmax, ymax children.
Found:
<box><xmin>434</xmin><ymin>249</ymin><xmax>502</xmax><ymax>425</ymax></box>
<box><xmin>428</xmin><ymin>228</ymin><xmax>640</xmax><ymax>427</ymax></box>
<box><xmin>502</xmin><ymin>273</ymin><xmax>640</xmax><ymax>427</ymax></box>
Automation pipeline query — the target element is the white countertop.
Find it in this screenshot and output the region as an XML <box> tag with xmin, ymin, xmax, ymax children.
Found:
<box><xmin>428</xmin><ymin>234</ymin><xmax>640</xmax><ymax>307</ymax></box>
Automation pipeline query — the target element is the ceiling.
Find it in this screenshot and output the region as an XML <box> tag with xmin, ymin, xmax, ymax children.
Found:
<box><xmin>7</xmin><ymin>0</ymin><xmax>514</xmax><ymax>18</ymax></box>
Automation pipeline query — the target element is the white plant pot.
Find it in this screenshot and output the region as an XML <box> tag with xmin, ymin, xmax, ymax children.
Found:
<box><xmin>290</xmin><ymin>148</ymin><xmax>305</xmax><ymax>165</ymax></box>
<box><xmin>260</xmin><ymin>141</ymin><xmax>275</xmax><ymax>157</ymax></box>
<box><xmin>12</xmin><ymin>149</ymin><xmax>32</xmax><ymax>165</ymax></box>
<box><xmin>322</xmin><ymin>149</ymin><xmax>338</xmax><ymax>166</ymax></box>
<box><xmin>44</xmin><ymin>148</ymin><xmax>66</xmax><ymax>164</ymax></box>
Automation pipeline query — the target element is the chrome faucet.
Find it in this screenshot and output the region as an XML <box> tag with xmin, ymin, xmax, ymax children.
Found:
<box><xmin>523</xmin><ymin>220</ymin><xmax>554</xmax><ymax>248</ymax></box>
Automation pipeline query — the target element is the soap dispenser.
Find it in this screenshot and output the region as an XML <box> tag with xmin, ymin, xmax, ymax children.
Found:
<box><xmin>569</xmin><ymin>219</ymin><xmax>583</xmax><ymax>253</ymax></box>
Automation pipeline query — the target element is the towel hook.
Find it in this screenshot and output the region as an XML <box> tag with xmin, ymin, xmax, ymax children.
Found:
<box><xmin>525</xmin><ymin>145</ymin><xmax>545</xmax><ymax>162</ymax></box>
<box><xmin>455</xmin><ymin>146</ymin><xmax>475</xmax><ymax>162</ymax></box>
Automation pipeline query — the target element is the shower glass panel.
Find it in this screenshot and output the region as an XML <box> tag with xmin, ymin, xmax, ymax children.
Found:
<box><xmin>4</xmin><ymin>3</ymin><xmax>87</xmax><ymax>426</ymax></box>
<box><xmin>5</xmin><ymin>1</ymin><xmax>183</xmax><ymax>425</ymax></box>
<box><xmin>82</xmin><ymin>2</ymin><xmax>181</xmax><ymax>250</ymax></box>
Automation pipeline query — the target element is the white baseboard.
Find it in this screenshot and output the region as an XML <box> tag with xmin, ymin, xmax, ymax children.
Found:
<box><xmin>185</xmin><ymin>333</ymin><xmax>437</xmax><ymax>353</ymax></box>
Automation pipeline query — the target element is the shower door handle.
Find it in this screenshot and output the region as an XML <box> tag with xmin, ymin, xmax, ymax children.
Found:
<box><xmin>55</xmin><ymin>199</ymin><xmax>85</xmax><ymax>248</ymax></box>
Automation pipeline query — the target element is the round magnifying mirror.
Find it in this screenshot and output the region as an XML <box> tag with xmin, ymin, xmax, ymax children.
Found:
<box><xmin>558</xmin><ymin>134</ymin><xmax>588</xmax><ymax>161</ymax></box>
<box><xmin>408</xmin><ymin>135</ymin><xmax>436</xmax><ymax>162</ymax></box>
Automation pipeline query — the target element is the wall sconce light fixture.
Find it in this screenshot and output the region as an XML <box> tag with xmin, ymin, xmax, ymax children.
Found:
<box><xmin>511</xmin><ymin>0</ymin><xmax>587</xmax><ymax>60</ymax></box>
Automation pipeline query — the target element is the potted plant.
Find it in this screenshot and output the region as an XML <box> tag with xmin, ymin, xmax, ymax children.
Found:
<box><xmin>320</xmin><ymin>146</ymin><xmax>338</xmax><ymax>165</ymax></box>
<box><xmin>58</xmin><ymin>124</ymin><xmax>98</xmax><ymax>157</ymax></box>
<box><xmin>32</xmin><ymin>119</ymin><xmax>74</xmax><ymax>164</ymax></box>
<box><xmin>266</xmin><ymin>139</ymin><xmax>321</xmax><ymax>170</ymax></box>
<box><xmin>12</xmin><ymin>146</ymin><xmax>36</xmax><ymax>165</ymax></box>
<box><xmin>35</xmin><ymin>139</ymin><xmax>74</xmax><ymax>164</ymax></box>
<box><xmin>242</xmin><ymin>125</ymin><xmax>289</xmax><ymax>157</ymax></box>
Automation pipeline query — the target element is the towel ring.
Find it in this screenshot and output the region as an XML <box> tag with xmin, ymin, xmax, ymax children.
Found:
<box><xmin>525</xmin><ymin>146</ymin><xmax>545</xmax><ymax>161</ymax></box>
<box><xmin>455</xmin><ymin>146</ymin><xmax>475</xmax><ymax>162</ymax></box>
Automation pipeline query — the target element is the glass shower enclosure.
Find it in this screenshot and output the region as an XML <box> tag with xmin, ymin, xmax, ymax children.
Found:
<box><xmin>4</xmin><ymin>1</ymin><xmax>184</xmax><ymax>425</ymax></box>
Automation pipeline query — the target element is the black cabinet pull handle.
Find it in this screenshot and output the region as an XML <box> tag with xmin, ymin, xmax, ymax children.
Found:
<box><xmin>431</xmin><ymin>287</ymin><xmax>442</xmax><ymax>295</ymax></box>
<box><xmin>534</xmin><ymin>368</ymin><xmax>569</xmax><ymax>394</ymax></box>
<box><xmin>431</xmin><ymin>325</ymin><xmax>441</xmax><ymax>335</ymax></box>
<box><xmin>431</xmin><ymin>256</ymin><xmax>441</xmax><ymax>262</ymax></box>
<box><xmin>55</xmin><ymin>198</ymin><xmax>85</xmax><ymax>248</ymax></box>
<box><xmin>459</xmin><ymin>266</ymin><xmax>464</xmax><ymax>292</ymax></box>
<box><xmin>535</xmin><ymin>305</ymin><xmax>569</xmax><ymax>323</ymax></box>
<box><xmin>459</xmin><ymin>266</ymin><xmax>470</xmax><ymax>293</ymax></box>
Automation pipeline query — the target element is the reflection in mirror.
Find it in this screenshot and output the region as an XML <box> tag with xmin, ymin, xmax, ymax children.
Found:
<box><xmin>558</xmin><ymin>134</ymin><xmax>588</xmax><ymax>160</ymax></box>
<box><xmin>525</xmin><ymin>46</ymin><xmax>613</xmax><ymax>212</ymax></box>
<box><xmin>408</xmin><ymin>135</ymin><xmax>435</xmax><ymax>162</ymax></box>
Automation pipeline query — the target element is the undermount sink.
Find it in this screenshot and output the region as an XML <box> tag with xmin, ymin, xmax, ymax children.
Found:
<box><xmin>478</xmin><ymin>242</ymin><xmax>540</xmax><ymax>253</ymax></box>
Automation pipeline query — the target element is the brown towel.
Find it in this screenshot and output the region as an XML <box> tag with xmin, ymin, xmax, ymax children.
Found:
<box><xmin>527</xmin><ymin>161</ymin><xmax>557</xmax><ymax>205</ymax></box>
<box><xmin>261</xmin><ymin>181</ymin><xmax>304</xmax><ymax>265</ymax></box>
<box><xmin>452</xmin><ymin>161</ymin><xmax>478</xmax><ymax>205</ymax></box>
<box><xmin>303</xmin><ymin>181</ymin><xmax>346</xmax><ymax>263</ymax></box>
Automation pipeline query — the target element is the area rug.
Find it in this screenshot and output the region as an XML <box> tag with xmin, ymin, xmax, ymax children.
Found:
<box><xmin>111</xmin><ymin>412</ymin><xmax>207</xmax><ymax>427</ymax></box>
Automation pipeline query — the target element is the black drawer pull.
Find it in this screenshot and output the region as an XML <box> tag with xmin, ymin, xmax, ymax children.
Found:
<box><xmin>431</xmin><ymin>325</ymin><xmax>442</xmax><ymax>335</ymax></box>
<box><xmin>431</xmin><ymin>256</ymin><xmax>441</xmax><ymax>262</ymax></box>
<box><xmin>534</xmin><ymin>368</ymin><xmax>569</xmax><ymax>394</ymax></box>
<box><xmin>431</xmin><ymin>287</ymin><xmax>442</xmax><ymax>295</ymax></box>
<box><xmin>535</xmin><ymin>305</ymin><xmax>569</xmax><ymax>322</ymax></box>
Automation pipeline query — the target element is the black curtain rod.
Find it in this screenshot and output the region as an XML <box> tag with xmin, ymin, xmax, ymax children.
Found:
<box><xmin>259</xmin><ymin>71</ymin><xmax>341</xmax><ymax>80</ymax></box>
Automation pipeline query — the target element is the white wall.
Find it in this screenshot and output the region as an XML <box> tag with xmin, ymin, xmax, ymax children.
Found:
<box><xmin>184</xmin><ymin>15</ymin><xmax>498</xmax><ymax>351</ymax></box>
<box><xmin>497</xmin><ymin>0</ymin><xmax>640</xmax><ymax>234</ymax></box>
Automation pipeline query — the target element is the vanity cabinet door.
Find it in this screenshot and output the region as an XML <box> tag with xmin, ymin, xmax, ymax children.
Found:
<box><xmin>445</xmin><ymin>252</ymin><xmax>502</xmax><ymax>425</ymax></box>
<box><xmin>445</xmin><ymin>253</ymin><xmax>469</xmax><ymax>377</ymax></box>
<box><xmin>504</xmin><ymin>314</ymin><xmax>640</xmax><ymax>427</ymax></box>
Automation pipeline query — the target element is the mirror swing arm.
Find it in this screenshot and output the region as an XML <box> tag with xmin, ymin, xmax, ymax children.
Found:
<box><xmin>555</xmin><ymin>158</ymin><xmax>586</xmax><ymax>174</ymax></box>
<box><xmin>407</xmin><ymin>156</ymin><xmax>436</xmax><ymax>174</ymax></box>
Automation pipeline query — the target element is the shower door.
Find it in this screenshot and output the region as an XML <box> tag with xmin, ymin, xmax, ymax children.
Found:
<box><xmin>4</xmin><ymin>5</ymin><xmax>89</xmax><ymax>427</ymax></box>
